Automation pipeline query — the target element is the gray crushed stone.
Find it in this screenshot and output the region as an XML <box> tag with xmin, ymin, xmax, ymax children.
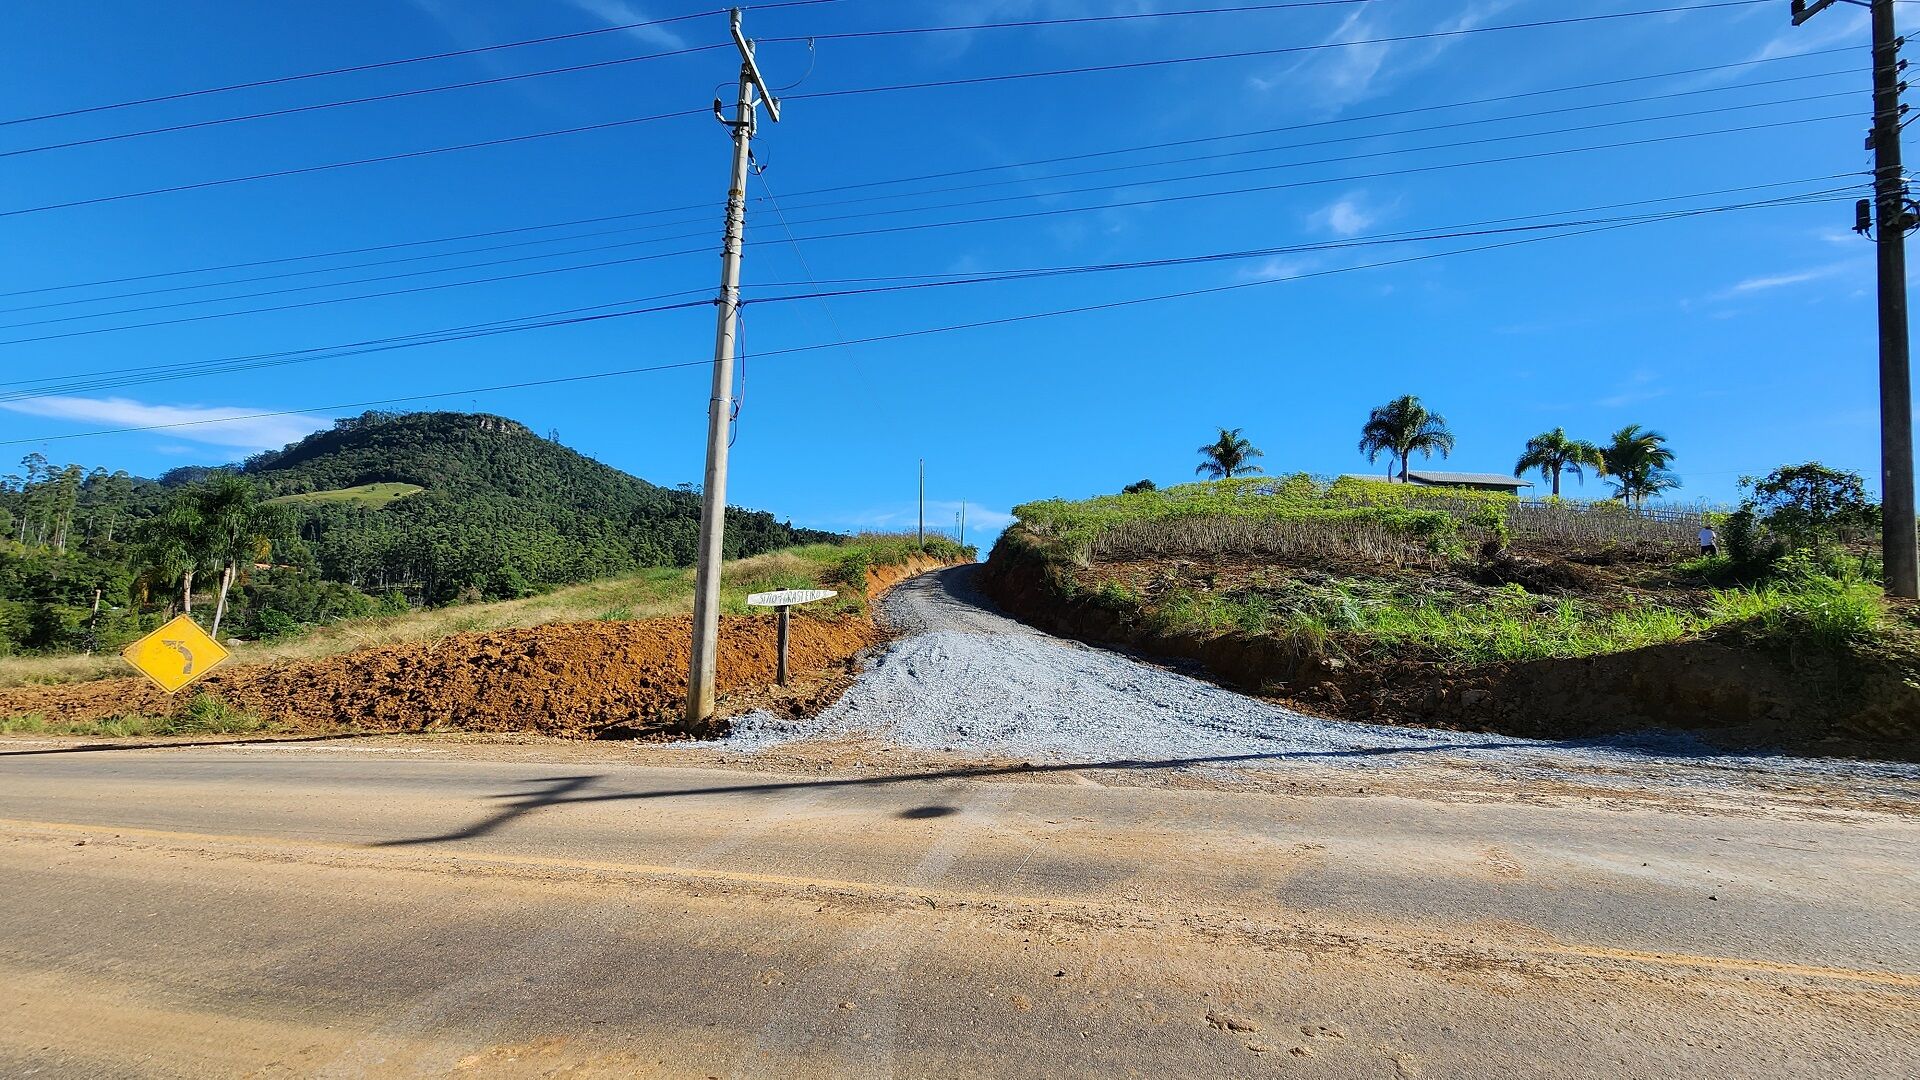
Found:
<box><xmin>722</xmin><ymin>567</ymin><xmax>1920</xmax><ymax>789</ymax></box>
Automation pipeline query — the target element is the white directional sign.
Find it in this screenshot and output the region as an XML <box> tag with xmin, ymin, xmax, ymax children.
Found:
<box><xmin>746</xmin><ymin>589</ymin><xmax>837</xmax><ymax>608</ymax></box>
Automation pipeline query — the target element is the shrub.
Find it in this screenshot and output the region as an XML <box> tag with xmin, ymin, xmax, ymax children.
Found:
<box><xmin>1709</xmin><ymin>570</ymin><xmax>1885</xmax><ymax>648</ymax></box>
<box><xmin>825</xmin><ymin>550</ymin><xmax>871</xmax><ymax>594</ymax></box>
<box><xmin>252</xmin><ymin>608</ymin><xmax>300</xmax><ymax>640</ymax></box>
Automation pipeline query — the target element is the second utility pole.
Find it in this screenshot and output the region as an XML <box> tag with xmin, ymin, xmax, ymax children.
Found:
<box><xmin>1868</xmin><ymin>0</ymin><xmax>1920</xmax><ymax>598</ymax></box>
<box><xmin>687</xmin><ymin>9</ymin><xmax>781</xmax><ymax>730</ymax></box>
<box><xmin>1794</xmin><ymin>0</ymin><xmax>1919</xmax><ymax>597</ymax></box>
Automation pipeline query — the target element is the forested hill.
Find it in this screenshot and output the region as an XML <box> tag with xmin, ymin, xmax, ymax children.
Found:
<box><xmin>235</xmin><ymin>411</ymin><xmax>836</xmax><ymax>602</ymax></box>
<box><xmin>2</xmin><ymin>410</ymin><xmax>837</xmax><ymax>653</ymax></box>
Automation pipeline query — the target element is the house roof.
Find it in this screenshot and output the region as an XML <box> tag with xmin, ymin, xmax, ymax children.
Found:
<box><xmin>1406</xmin><ymin>470</ymin><xmax>1534</xmax><ymax>488</ymax></box>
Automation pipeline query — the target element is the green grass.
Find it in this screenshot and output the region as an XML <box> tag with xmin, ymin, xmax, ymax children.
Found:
<box><xmin>1017</xmin><ymin>475</ymin><xmax>1463</xmax><ymax>559</ymax></box>
<box><xmin>1139</xmin><ymin>573</ymin><xmax>1889</xmax><ymax>666</ymax></box>
<box><xmin>265</xmin><ymin>482</ymin><xmax>424</xmax><ymax>508</ymax></box>
<box><xmin>1707</xmin><ymin>574</ymin><xmax>1885</xmax><ymax>647</ymax></box>
<box><xmin>2</xmin><ymin>693</ymin><xmax>270</xmax><ymax>738</ymax></box>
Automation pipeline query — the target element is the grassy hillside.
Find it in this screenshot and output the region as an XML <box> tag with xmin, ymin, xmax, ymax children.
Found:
<box><xmin>982</xmin><ymin>476</ymin><xmax>1915</xmax><ymax>757</ymax></box>
<box><xmin>264</xmin><ymin>482</ymin><xmax>422</xmax><ymax>508</ymax></box>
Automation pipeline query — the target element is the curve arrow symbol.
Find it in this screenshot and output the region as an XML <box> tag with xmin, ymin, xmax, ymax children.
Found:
<box><xmin>161</xmin><ymin>639</ymin><xmax>194</xmax><ymax>675</ymax></box>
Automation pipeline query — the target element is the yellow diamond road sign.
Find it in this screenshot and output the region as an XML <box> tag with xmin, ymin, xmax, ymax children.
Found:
<box><xmin>122</xmin><ymin>614</ymin><xmax>230</xmax><ymax>694</ymax></box>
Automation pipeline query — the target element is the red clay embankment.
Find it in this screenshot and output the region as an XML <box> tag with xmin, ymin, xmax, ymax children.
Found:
<box><xmin>0</xmin><ymin>554</ymin><xmax>971</xmax><ymax>739</ymax></box>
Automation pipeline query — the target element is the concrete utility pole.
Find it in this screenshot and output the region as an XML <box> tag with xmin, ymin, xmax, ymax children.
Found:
<box><xmin>918</xmin><ymin>459</ymin><xmax>925</xmax><ymax>548</ymax></box>
<box><xmin>1794</xmin><ymin>0</ymin><xmax>1919</xmax><ymax>597</ymax></box>
<box><xmin>687</xmin><ymin>9</ymin><xmax>782</xmax><ymax>729</ymax></box>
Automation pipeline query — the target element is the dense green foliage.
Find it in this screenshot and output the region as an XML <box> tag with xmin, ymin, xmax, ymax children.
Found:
<box><xmin>0</xmin><ymin>410</ymin><xmax>838</xmax><ymax>655</ymax></box>
<box><xmin>242</xmin><ymin>412</ymin><xmax>833</xmax><ymax>602</ymax></box>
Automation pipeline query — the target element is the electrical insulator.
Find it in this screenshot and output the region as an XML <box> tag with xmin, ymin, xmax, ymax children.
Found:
<box><xmin>1857</xmin><ymin>199</ymin><xmax>1875</xmax><ymax>235</ymax></box>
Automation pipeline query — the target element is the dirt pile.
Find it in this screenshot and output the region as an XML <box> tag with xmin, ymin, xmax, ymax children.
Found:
<box><xmin>0</xmin><ymin>614</ymin><xmax>881</xmax><ymax>739</ymax></box>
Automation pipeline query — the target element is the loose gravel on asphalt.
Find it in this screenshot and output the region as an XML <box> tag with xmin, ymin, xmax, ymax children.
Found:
<box><xmin>725</xmin><ymin>566</ymin><xmax>1920</xmax><ymax>789</ymax></box>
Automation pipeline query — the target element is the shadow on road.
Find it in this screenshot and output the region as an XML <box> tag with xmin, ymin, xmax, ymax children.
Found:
<box><xmin>372</xmin><ymin>742</ymin><xmax>1523</xmax><ymax>847</ymax></box>
<box><xmin>371</xmin><ymin>774</ymin><xmax>604</xmax><ymax>847</ymax></box>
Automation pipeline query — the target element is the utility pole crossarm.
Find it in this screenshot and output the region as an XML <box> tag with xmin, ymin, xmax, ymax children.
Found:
<box><xmin>1791</xmin><ymin>0</ymin><xmax>1845</xmax><ymax>26</ymax></box>
<box><xmin>729</xmin><ymin>9</ymin><xmax>781</xmax><ymax>122</ymax></box>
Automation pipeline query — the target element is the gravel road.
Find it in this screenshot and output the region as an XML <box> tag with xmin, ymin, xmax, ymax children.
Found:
<box><xmin>729</xmin><ymin>567</ymin><xmax>1920</xmax><ymax>787</ymax></box>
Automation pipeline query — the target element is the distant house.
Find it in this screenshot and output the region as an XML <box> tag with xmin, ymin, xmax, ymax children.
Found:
<box><xmin>1405</xmin><ymin>470</ymin><xmax>1533</xmax><ymax>494</ymax></box>
<box><xmin>1343</xmin><ymin>470</ymin><xmax>1535</xmax><ymax>495</ymax></box>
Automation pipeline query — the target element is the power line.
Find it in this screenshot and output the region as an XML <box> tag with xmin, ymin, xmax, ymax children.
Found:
<box><xmin>0</xmin><ymin>44</ymin><xmax>730</xmax><ymax>160</ymax></box>
<box><xmin>8</xmin><ymin>0</ymin><xmax>1743</xmax><ymax>157</ymax></box>
<box><xmin>3</xmin><ymin>47</ymin><xmax>1855</xmax><ymax>300</ymax></box>
<box><xmin>0</xmin><ymin>182</ymin><xmax>1856</xmax><ymax>404</ymax></box>
<box><xmin>0</xmin><ymin>103</ymin><xmax>1858</xmax><ymax>342</ymax></box>
<box><xmin>765</xmin><ymin>85</ymin><xmax>1860</xmax><ymax>220</ymax></box>
<box><xmin>0</xmin><ymin>3</ymin><xmax>1381</xmax><ymax>156</ymax></box>
<box><xmin>0</xmin><ymin>292</ymin><xmax>718</xmax><ymax>401</ymax></box>
<box><xmin>782</xmin><ymin>1</ymin><xmax>1786</xmax><ymax>105</ymax></box>
<box><xmin>8</xmin><ymin>59</ymin><xmax>1853</xmax><ymax>322</ymax></box>
<box><xmin>0</xmin><ymin>200</ymin><xmax>1820</xmax><ymax>448</ymax></box>
<box><xmin>0</xmin><ymin>244</ymin><xmax>713</xmax><ymax>346</ymax></box>
<box><xmin>778</xmin><ymin>0</ymin><xmax>1770</xmax><ymax>45</ymax></box>
<box><xmin>0</xmin><ymin>106</ymin><xmax>707</xmax><ymax>220</ymax></box>
<box><xmin>0</xmin><ymin>0</ymin><xmax>1801</xmax><ymax>219</ymax></box>
<box><xmin>0</xmin><ymin>0</ymin><xmax>840</xmax><ymax>129</ymax></box>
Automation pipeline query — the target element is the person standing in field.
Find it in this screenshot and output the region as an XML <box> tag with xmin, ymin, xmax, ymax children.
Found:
<box><xmin>1699</xmin><ymin>524</ymin><xmax>1719</xmax><ymax>557</ymax></box>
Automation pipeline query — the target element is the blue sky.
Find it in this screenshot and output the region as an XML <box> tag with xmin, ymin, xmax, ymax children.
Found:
<box><xmin>0</xmin><ymin>0</ymin><xmax>1891</xmax><ymax>542</ymax></box>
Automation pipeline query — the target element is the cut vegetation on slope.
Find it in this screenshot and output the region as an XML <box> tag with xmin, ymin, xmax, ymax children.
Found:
<box><xmin>981</xmin><ymin>476</ymin><xmax>1918</xmax><ymax>759</ymax></box>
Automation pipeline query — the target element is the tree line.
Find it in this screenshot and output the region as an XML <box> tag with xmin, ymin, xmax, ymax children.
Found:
<box><xmin>0</xmin><ymin>410</ymin><xmax>838</xmax><ymax>656</ymax></box>
<box><xmin>1173</xmin><ymin>395</ymin><xmax>1682</xmax><ymax>508</ymax></box>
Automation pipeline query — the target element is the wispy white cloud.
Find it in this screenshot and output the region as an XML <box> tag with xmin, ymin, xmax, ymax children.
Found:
<box><xmin>1746</xmin><ymin>5</ymin><xmax>1866</xmax><ymax>64</ymax></box>
<box><xmin>1250</xmin><ymin>0</ymin><xmax>1519</xmax><ymax>108</ymax></box>
<box><xmin>1236</xmin><ymin>254</ymin><xmax>1322</xmax><ymax>282</ymax></box>
<box><xmin>0</xmin><ymin>396</ymin><xmax>325</xmax><ymax>452</ymax></box>
<box><xmin>1713</xmin><ymin>261</ymin><xmax>1858</xmax><ymax>299</ymax></box>
<box><xmin>1309</xmin><ymin>193</ymin><xmax>1377</xmax><ymax>237</ymax></box>
<box><xmin>559</xmin><ymin>0</ymin><xmax>687</xmax><ymax>50</ymax></box>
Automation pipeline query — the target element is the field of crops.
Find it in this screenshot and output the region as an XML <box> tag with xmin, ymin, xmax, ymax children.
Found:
<box><xmin>1014</xmin><ymin>475</ymin><xmax>1704</xmax><ymax>564</ymax></box>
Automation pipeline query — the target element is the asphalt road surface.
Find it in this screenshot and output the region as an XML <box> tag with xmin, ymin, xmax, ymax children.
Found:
<box><xmin>3</xmin><ymin>574</ymin><xmax>1918</xmax><ymax>1077</ymax></box>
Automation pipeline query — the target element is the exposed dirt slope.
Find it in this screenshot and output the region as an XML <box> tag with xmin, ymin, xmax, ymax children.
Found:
<box><xmin>0</xmin><ymin>615</ymin><xmax>877</xmax><ymax>739</ymax></box>
<box><xmin>979</xmin><ymin>540</ymin><xmax>1920</xmax><ymax>761</ymax></box>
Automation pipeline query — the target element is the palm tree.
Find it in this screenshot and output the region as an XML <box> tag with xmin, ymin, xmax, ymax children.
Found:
<box><xmin>1601</xmin><ymin>424</ymin><xmax>1679</xmax><ymax>509</ymax></box>
<box><xmin>198</xmin><ymin>475</ymin><xmax>275</xmax><ymax>638</ymax></box>
<box><xmin>1195</xmin><ymin>428</ymin><xmax>1265</xmax><ymax>480</ymax></box>
<box><xmin>1358</xmin><ymin>395</ymin><xmax>1456</xmax><ymax>482</ymax></box>
<box><xmin>136</xmin><ymin>502</ymin><xmax>207</xmax><ymax>616</ymax></box>
<box><xmin>1514</xmin><ymin>428</ymin><xmax>1607</xmax><ymax>498</ymax></box>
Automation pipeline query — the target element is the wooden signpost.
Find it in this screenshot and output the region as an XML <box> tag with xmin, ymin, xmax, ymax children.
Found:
<box><xmin>745</xmin><ymin>589</ymin><xmax>837</xmax><ymax>686</ymax></box>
